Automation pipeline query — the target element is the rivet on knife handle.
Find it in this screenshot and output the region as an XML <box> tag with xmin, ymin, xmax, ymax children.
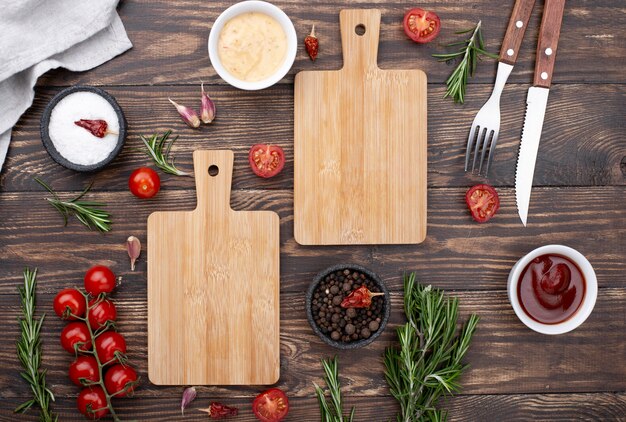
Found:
<box><xmin>499</xmin><ymin>0</ymin><xmax>536</xmax><ymax>65</ymax></box>
<box><xmin>533</xmin><ymin>0</ymin><xmax>566</xmax><ymax>88</ymax></box>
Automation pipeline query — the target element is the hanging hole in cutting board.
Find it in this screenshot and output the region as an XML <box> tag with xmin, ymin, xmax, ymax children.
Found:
<box><xmin>355</xmin><ymin>24</ymin><xmax>366</xmax><ymax>36</ymax></box>
<box><xmin>208</xmin><ymin>165</ymin><xmax>219</xmax><ymax>176</ymax></box>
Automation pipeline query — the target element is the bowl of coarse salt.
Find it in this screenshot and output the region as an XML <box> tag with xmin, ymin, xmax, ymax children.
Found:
<box><xmin>40</xmin><ymin>86</ymin><xmax>127</xmax><ymax>172</ymax></box>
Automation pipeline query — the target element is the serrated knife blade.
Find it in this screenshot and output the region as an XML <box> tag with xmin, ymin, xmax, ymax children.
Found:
<box><xmin>515</xmin><ymin>86</ymin><xmax>550</xmax><ymax>226</ymax></box>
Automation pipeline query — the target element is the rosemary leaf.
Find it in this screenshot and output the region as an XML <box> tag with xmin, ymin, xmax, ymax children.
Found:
<box><xmin>384</xmin><ymin>274</ymin><xmax>479</xmax><ymax>422</ymax></box>
<box><xmin>15</xmin><ymin>268</ymin><xmax>57</xmax><ymax>422</ymax></box>
<box><xmin>140</xmin><ymin>130</ymin><xmax>190</xmax><ymax>176</ymax></box>
<box><xmin>35</xmin><ymin>178</ymin><xmax>111</xmax><ymax>233</ymax></box>
<box><xmin>432</xmin><ymin>21</ymin><xmax>498</xmax><ymax>104</ymax></box>
<box><xmin>314</xmin><ymin>356</ymin><xmax>355</xmax><ymax>422</ymax></box>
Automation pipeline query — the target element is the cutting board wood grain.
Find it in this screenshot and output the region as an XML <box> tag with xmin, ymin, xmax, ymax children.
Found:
<box><xmin>147</xmin><ymin>150</ymin><xmax>280</xmax><ymax>385</ymax></box>
<box><xmin>294</xmin><ymin>9</ymin><xmax>427</xmax><ymax>245</ymax></box>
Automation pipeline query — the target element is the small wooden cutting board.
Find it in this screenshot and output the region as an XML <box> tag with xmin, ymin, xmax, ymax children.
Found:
<box><xmin>294</xmin><ymin>9</ymin><xmax>427</xmax><ymax>245</ymax></box>
<box><xmin>147</xmin><ymin>150</ymin><xmax>280</xmax><ymax>385</ymax></box>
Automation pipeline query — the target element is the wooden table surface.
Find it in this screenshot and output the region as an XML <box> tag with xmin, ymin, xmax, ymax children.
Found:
<box><xmin>1</xmin><ymin>1</ymin><xmax>625</xmax><ymax>420</ymax></box>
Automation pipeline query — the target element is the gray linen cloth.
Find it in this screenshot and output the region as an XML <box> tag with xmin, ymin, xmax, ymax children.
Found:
<box><xmin>0</xmin><ymin>0</ymin><xmax>132</xmax><ymax>172</ymax></box>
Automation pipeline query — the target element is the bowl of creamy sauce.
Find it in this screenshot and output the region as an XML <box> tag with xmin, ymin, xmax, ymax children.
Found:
<box><xmin>208</xmin><ymin>1</ymin><xmax>297</xmax><ymax>90</ymax></box>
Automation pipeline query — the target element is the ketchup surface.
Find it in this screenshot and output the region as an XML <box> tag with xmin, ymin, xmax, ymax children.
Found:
<box><xmin>517</xmin><ymin>254</ymin><xmax>585</xmax><ymax>324</ymax></box>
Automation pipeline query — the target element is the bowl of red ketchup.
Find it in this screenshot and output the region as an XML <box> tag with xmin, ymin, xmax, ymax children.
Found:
<box><xmin>508</xmin><ymin>245</ymin><xmax>597</xmax><ymax>335</ymax></box>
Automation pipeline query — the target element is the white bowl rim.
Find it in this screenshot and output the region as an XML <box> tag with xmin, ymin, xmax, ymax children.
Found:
<box><xmin>507</xmin><ymin>244</ymin><xmax>598</xmax><ymax>335</ymax></box>
<box><xmin>208</xmin><ymin>0</ymin><xmax>297</xmax><ymax>90</ymax></box>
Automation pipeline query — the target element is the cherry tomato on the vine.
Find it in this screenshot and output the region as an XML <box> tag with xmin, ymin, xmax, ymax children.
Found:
<box><xmin>129</xmin><ymin>167</ymin><xmax>160</xmax><ymax>199</ymax></box>
<box><xmin>88</xmin><ymin>298</ymin><xmax>117</xmax><ymax>329</ymax></box>
<box><xmin>60</xmin><ymin>322</ymin><xmax>92</xmax><ymax>354</ymax></box>
<box><xmin>77</xmin><ymin>386</ymin><xmax>109</xmax><ymax>420</ymax></box>
<box><xmin>53</xmin><ymin>288</ymin><xmax>86</xmax><ymax>320</ymax></box>
<box><xmin>104</xmin><ymin>364</ymin><xmax>138</xmax><ymax>397</ymax></box>
<box><xmin>95</xmin><ymin>331</ymin><xmax>127</xmax><ymax>364</ymax></box>
<box><xmin>84</xmin><ymin>265</ymin><xmax>116</xmax><ymax>296</ymax></box>
<box><xmin>69</xmin><ymin>355</ymin><xmax>100</xmax><ymax>386</ymax></box>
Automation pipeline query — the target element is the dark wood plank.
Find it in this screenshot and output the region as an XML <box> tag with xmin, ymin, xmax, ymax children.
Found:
<box><xmin>2</xmin><ymin>393</ymin><xmax>626</xmax><ymax>421</ymax></box>
<box><xmin>1</xmin><ymin>288</ymin><xmax>625</xmax><ymax>400</ymax></box>
<box><xmin>0</xmin><ymin>186</ymin><xmax>624</xmax><ymax>294</ymax></box>
<box><xmin>2</xmin><ymin>84</ymin><xmax>625</xmax><ymax>192</ymax></box>
<box><xmin>35</xmin><ymin>0</ymin><xmax>626</xmax><ymax>87</ymax></box>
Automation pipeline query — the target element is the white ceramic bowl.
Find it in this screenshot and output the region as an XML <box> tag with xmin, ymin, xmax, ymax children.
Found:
<box><xmin>508</xmin><ymin>244</ymin><xmax>597</xmax><ymax>335</ymax></box>
<box><xmin>208</xmin><ymin>1</ymin><xmax>297</xmax><ymax>90</ymax></box>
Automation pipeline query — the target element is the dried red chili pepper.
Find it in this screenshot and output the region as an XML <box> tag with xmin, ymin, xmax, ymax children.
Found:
<box><xmin>74</xmin><ymin>119</ymin><xmax>111</xmax><ymax>138</ymax></box>
<box><xmin>199</xmin><ymin>402</ymin><xmax>238</xmax><ymax>419</ymax></box>
<box><xmin>304</xmin><ymin>25</ymin><xmax>319</xmax><ymax>61</ymax></box>
<box><xmin>341</xmin><ymin>286</ymin><xmax>384</xmax><ymax>308</ymax></box>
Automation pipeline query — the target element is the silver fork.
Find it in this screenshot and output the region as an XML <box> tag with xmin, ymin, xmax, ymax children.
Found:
<box><xmin>466</xmin><ymin>0</ymin><xmax>535</xmax><ymax>175</ymax></box>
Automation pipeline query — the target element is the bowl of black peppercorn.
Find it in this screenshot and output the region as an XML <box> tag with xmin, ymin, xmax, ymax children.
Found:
<box><xmin>306</xmin><ymin>264</ymin><xmax>390</xmax><ymax>349</ymax></box>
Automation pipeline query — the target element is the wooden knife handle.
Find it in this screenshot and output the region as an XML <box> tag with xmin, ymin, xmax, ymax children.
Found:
<box><xmin>500</xmin><ymin>0</ymin><xmax>537</xmax><ymax>65</ymax></box>
<box><xmin>339</xmin><ymin>9</ymin><xmax>381</xmax><ymax>71</ymax></box>
<box><xmin>533</xmin><ymin>0</ymin><xmax>566</xmax><ymax>88</ymax></box>
<box><xmin>193</xmin><ymin>150</ymin><xmax>234</xmax><ymax>213</ymax></box>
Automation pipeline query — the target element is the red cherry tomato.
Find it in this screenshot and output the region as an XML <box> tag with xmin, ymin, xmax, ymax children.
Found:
<box><xmin>403</xmin><ymin>8</ymin><xmax>441</xmax><ymax>44</ymax></box>
<box><xmin>104</xmin><ymin>364</ymin><xmax>138</xmax><ymax>397</ymax></box>
<box><xmin>248</xmin><ymin>144</ymin><xmax>285</xmax><ymax>178</ymax></box>
<box><xmin>69</xmin><ymin>356</ymin><xmax>100</xmax><ymax>386</ymax></box>
<box><xmin>88</xmin><ymin>298</ymin><xmax>117</xmax><ymax>329</ymax></box>
<box><xmin>129</xmin><ymin>167</ymin><xmax>160</xmax><ymax>199</ymax></box>
<box><xmin>77</xmin><ymin>387</ymin><xmax>109</xmax><ymax>420</ymax></box>
<box><xmin>53</xmin><ymin>288</ymin><xmax>86</xmax><ymax>320</ymax></box>
<box><xmin>84</xmin><ymin>265</ymin><xmax>116</xmax><ymax>296</ymax></box>
<box><xmin>60</xmin><ymin>322</ymin><xmax>92</xmax><ymax>354</ymax></box>
<box><xmin>95</xmin><ymin>331</ymin><xmax>127</xmax><ymax>364</ymax></box>
<box><xmin>252</xmin><ymin>388</ymin><xmax>289</xmax><ymax>422</ymax></box>
<box><xmin>465</xmin><ymin>184</ymin><xmax>500</xmax><ymax>223</ymax></box>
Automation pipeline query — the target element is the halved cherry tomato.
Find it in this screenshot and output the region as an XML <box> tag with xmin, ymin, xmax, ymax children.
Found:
<box><xmin>129</xmin><ymin>167</ymin><xmax>160</xmax><ymax>199</ymax></box>
<box><xmin>88</xmin><ymin>298</ymin><xmax>117</xmax><ymax>329</ymax></box>
<box><xmin>77</xmin><ymin>386</ymin><xmax>109</xmax><ymax>420</ymax></box>
<box><xmin>69</xmin><ymin>355</ymin><xmax>100</xmax><ymax>386</ymax></box>
<box><xmin>465</xmin><ymin>184</ymin><xmax>500</xmax><ymax>223</ymax></box>
<box><xmin>53</xmin><ymin>288</ymin><xmax>86</xmax><ymax>320</ymax></box>
<box><xmin>252</xmin><ymin>388</ymin><xmax>289</xmax><ymax>422</ymax></box>
<box><xmin>95</xmin><ymin>331</ymin><xmax>127</xmax><ymax>364</ymax></box>
<box><xmin>249</xmin><ymin>144</ymin><xmax>285</xmax><ymax>178</ymax></box>
<box><xmin>60</xmin><ymin>322</ymin><xmax>92</xmax><ymax>354</ymax></box>
<box><xmin>84</xmin><ymin>265</ymin><xmax>116</xmax><ymax>296</ymax></box>
<box><xmin>403</xmin><ymin>8</ymin><xmax>441</xmax><ymax>44</ymax></box>
<box><xmin>104</xmin><ymin>364</ymin><xmax>138</xmax><ymax>397</ymax></box>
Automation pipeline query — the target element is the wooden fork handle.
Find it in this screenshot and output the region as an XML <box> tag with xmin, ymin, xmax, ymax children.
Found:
<box><xmin>499</xmin><ymin>0</ymin><xmax>536</xmax><ymax>65</ymax></box>
<box><xmin>533</xmin><ymin>0</ymin><xmax>566</xmax><ymax>88</ymax></box>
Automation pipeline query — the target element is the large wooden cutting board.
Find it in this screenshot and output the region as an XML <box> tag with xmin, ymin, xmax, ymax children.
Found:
<box><xmin>294</xmin><ymin>9</ymin><xmax>427</xmax><ymax>245</ymax></box>
<box><xmin>147</xmin><ymin>150</ymin><xmax>280</xmax><ymax>385</ymax></box>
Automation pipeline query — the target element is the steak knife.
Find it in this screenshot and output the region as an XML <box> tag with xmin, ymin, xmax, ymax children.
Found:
<box><xmin>516</xmin><ymin>0</ymin><xmax>566</xmax><ymax>226</ymax></box>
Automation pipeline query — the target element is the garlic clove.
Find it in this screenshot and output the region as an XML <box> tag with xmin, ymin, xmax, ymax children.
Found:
<box><xmin>200</xmin><ymin>82</ymin><xmax>216</xmax><ymax>124</ymax></box>
<box><xmin>181</xmin><ymin>386</ymin><xmax>197</xmax><ymax>415</ymax></box>
<box><xmin>169</xmin><ymin>98</ymin><xmax>201</xmax><ymax>128</ymax></box>
<box><xmin>126</xmin><ymin>236</ymin><xmax>141</xmax><ymax>271</ymax></box>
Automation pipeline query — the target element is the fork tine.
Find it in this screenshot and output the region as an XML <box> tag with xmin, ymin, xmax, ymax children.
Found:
<box><xmin>465</xmin><ymin>125</ymin><xmax>478</xmax><ymax>171</ymax></box>
<box><xmin>472</xmin><ymin>127</ymin><xmax>486</xmax><ymax>172</ymax></box>
<box><xmin>483</xmin><ymin>130</ymin><xmax>499</xmax><ymax>175</ymax></box>
<box><xmin>478</xmin><ymin>130</ymin><xmax>494</xmax><ymax>174</ymax></box>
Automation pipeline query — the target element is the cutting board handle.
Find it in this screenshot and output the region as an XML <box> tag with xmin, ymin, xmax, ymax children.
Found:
<box><xmin>192</xmin><ymin>150</ymin><xmax>234</xmax><ymax>213</ymax></box>
<box><xmin>340</xmin><ymin>9</ymin><xmax>381</xmax><ymax>72</ymax></box>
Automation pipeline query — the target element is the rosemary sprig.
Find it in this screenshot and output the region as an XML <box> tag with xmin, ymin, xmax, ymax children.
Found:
<box><xmin>35</xmin><ymin>178</ymin><xmax>111</xmax><ymax>233</ymax></box>
<box><xmin>313</xmin><ymin>356</ymin><xmax>355</xmax><ymax>422</ymax></box>
<box><xmin>432</xmin><ymin>21</ymin><xmax>498</xmax><ymax>104</ymax></box>
<box><xmin>384</xmin><ymin>273</ymin><xmax>479</xmax><ymax>422</ymax></box>
<box><xmin>15</xmin><ymin>268</ymin><xmax>57</xmax><ymax>422</ymax></box>
<box><xmin>140</xmin><ymin>130</ymin><xmax>190</xmax><ymax>176</ymax></box>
